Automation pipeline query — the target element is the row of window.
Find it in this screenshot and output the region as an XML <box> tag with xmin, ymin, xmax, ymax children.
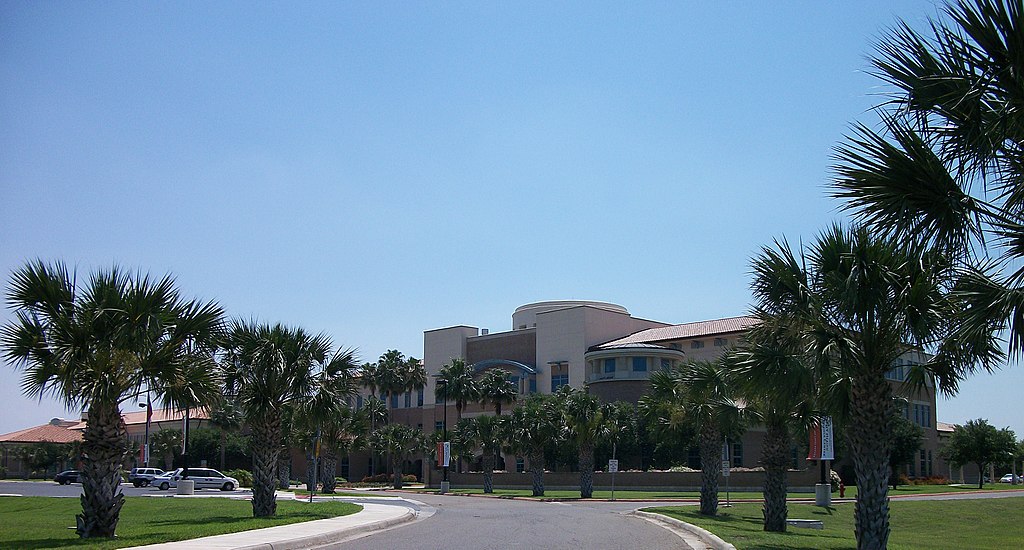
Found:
<box><xmin>354</xmin><ymin>389</ymin><xmax>425</xmax><ymax>411</ymax></box>
<box><xmin>885</xmin><ymin>358</ymin><xmax>920</xmax><ymax>382</ymax></box>
<box><xmin>897</xmin><ymin>401</ymin><xmax>932</xmax><ymax>428</ymax></box>
<box><xmin>668</xmin><ymin>337</ymin><xmax>730</xmax><ymax>351</ymax></box>
<box><xmin>907</xmin><ymin>449</ymin><xmax>933</xmax><ymax>477</ymax></box>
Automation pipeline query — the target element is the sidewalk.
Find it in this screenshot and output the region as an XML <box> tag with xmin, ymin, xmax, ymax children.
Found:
<box><xmin>123</xmin><ymin>500</ymin><xmax>416</xmax><ymax>550</ymax></box>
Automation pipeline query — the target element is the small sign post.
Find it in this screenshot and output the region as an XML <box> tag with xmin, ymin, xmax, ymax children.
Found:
<box><xmin>608</xmin><ymin>459</ymin><xmax>619</xmax><ymax>501</ymax></box>
<box><xmin>722</xmin><ymin>460</ymin><xmax>732</xmax><ymax>507</ymax></box>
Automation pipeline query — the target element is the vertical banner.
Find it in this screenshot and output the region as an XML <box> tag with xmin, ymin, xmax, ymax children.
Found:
<box><xmin>807</xmin><ymin>417</ymin><xmax>835</xmax><ymax>460</ymax></box>
<box><xmin>820</xmin><ymin>416</ymin><xmax>835</xmax><ymax>461</ymax></box>
<box><xmin>437</xmin><ymin>441</ymin><xmax>451</xmax><ymax>467</ymax></box>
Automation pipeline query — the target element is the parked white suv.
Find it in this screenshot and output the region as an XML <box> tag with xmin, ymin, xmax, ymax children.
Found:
<box><xmin>154</xmin><ymin>468</ymin><xmax>239</xmax><ymax>491</ymax></box>
<box><xmin>129</xmin><ymin>467</ymin><xmax>165</xmax><ymax>487</ymax></box>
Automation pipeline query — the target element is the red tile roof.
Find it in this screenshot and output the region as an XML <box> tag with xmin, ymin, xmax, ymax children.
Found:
<box><xmin>64</xmin><ymin>407</ymin><xmax>211</xmax><ymax>431</ymax></box>
<box><xmin>0</xmin><ymin>423</ymin><xmax>83</xmax><ymax>444</ymax></box>
<box><xmin>597</xmin><ymin>316</ymin><xmax>758</xmax><ymax>348</ymax></box>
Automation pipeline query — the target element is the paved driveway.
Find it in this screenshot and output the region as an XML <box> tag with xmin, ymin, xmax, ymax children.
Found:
<box><xmin>327</xmin><ymin>492</ymin><xmax>694</xmax><ymax>550</ymax></box>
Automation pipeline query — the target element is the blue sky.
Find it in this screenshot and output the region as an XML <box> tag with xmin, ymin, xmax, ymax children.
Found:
<box><xmin>2</xmin><ymin>1</ymin><xmax>1020</xmax><ymax>437</ymax></box>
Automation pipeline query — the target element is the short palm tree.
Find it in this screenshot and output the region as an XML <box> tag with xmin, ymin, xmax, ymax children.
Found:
<box><xmin>208</xmin><ymin>397</ymin><xmax>243</xmax><ymax>471</ymax></box>
<box><xmin>293</xmin><ymin>346</ymin><xmax>359</xmax><ymax>491</ymax></box>
<box><xmin>748</xmin><ymin>225</ymin><xmax>992</xmax><ymax>548</ymax></box>
<box><xmin>221</xmin><ymin>321</ymin><xmax>334</xmax><ymax>517</ymax></box>
<box><xmin>150</xmin><ymin>428</ymin><xmax>181</xmax><ymax>471</ymax></box>
<box><xmin>728</xmin><ymin>327</ymin><xmax>817</xmax><ymax>532</ymax></box>
<box><xmin>559</xmin><ymin>387</ymin><xmax>608</xmax><ymax>498</ymax></box>
<box><xmin>371</xmin><ymin>423</ymin><xmax>423</xmax><ymax>489</ymax></box>
<box><xmin>467</xmin><ymin>414</ymin><xmax>505</xmax><ymax>493</ymax></box>
<box><xmin>1</xmin><ymin>262</ymin><xmax>223</xmax><ymax>538</ymax></box>
<box><xmin>645</xmin><ymin>359</ymin><xmax>742</xmax><ymax>516</ymax></box>
<box><xmin>374</xmin><ymin>350</ymin><xmax>426</xmax><ymax>422</ymax></box>
<box><xmin>320</xmin><ymin>407</ymin><xmax>368</xmax><ymax>493</ymax></box>
<box><xmin>505</xmin><ymin>394</ymin><xmax>560</xmax><ymax>496</ymax></box>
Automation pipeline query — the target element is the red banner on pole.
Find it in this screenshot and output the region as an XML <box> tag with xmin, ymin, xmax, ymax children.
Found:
<box><xmin>807</xmin><ymin>422</ymin><xmax>822</xmax><ymax>460</ymax></box>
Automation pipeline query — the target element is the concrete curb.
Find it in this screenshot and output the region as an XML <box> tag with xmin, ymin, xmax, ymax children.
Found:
<box><xmin>632</xmin><ymin>510</ymin><xmax>735</xmax><ymax>550</ymax></box>
<box><xmin>232</xmin><ymin>507</ymin><xmax>416</xmax><ymax>550</ymax></box>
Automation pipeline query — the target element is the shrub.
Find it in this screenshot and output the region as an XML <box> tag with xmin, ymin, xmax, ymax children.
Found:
<box><xmin>360</xmin><ymin>473</ymin><xmax>417</xmax><ymax>483</ymax></box>
<box><xmin>666</xmin><ymin>465</ymin><xmax>698</xmax><ymax>472</ymax></box>
<box><xmin>335</xmin><ymin>476</ymin><xmax>347</xmax><ymax>484</ymax></box>
<box><xmin>223</xmin><ymin>469</ymin><xmax>253</xmax><ymax>487</ymax></box>
<box><xmin>830</xmin><ymin>470</ymin><xmax>842</xmax><ymax>492</ymax></box>
<box><xmin>910</xmin><ymin>475</ymin><xmax>950</xmax><ymax>486</ymax></box>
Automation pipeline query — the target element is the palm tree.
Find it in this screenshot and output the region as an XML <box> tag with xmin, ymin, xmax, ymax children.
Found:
<box><xmin>208</xmin><ymin>398</ymin><xmax>243</xmax><ymax>471</ymax></box>
<box><xmin>371</xmin><ymin>423</ymin><xmax>423</xmax><ymax>489</ymax></box>
<box><xmin>466</xmin><ymin>414</ymin><xmax>504</xmax><ymax>493</ymax></box>
<box><xmin>150</xmin><ymin>429</ymin><xmax>181</xmax><ymax>471</ymax></box>
<box><xmin>644</xmin><ymin>359</ymin><xmax>742</xmax><ymax>516</ymax></box>
<box><xmin>729</xmin><ymin>326</ymin><xmax>817</xmax><ymax>532</ymax></box>
<box><xmin>478</xmin><ymin>369</ymin><xmax>518</xmax><ymax>416</ymax></box>
<box><xmin>436</xmin><ymin>358</ymin><xmax>480</xmax><ymax>422</ymax></box>
<box><xmin>559</xmin><ymin>387</ymin><xmax>608</xmax><ymax>498</ymax></box>
<box><xmin>505</xmin><ymin>394</ymin><xmax>560</xmax><ymax>496</ymax></box>
<box><xmin>374</xmin><ymin>350</ymin><xmax>426</xmax><ymax>422</ymax></box>
<box><xmin>1</xmin><ymin>262</ymin><xmax>223</xmax><ymax>538</ymax></box>
<box><xmin>360</xmin><ymin>395</ymin><xmax>387</xmax><ymax>476</ymax></box>
<box><xmin>832</xmin><ymin>0</ymin><xmax>1020</xmax><ymax>364</ymax></box>
<box><xmin>293</xmin><ymin>346</ymin><xmax>359</xmax><ymax>492</ymax></box>
<box><xmin>221</xmin><ymin>321</ymin><xmax>335</xmax><ymax>518</ymax></box>
<box><xmin>320</xmin><ymin>407</ymin><xmax>368</xmax><ymax>493</ymax></box>
<box><xmin>747</xmin><ymin>225</ymin><xmax>990</xmax><ymax>548</ymax></box>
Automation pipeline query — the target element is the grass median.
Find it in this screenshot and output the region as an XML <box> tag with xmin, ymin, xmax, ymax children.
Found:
<box><xmin>410</xmin><ymin>482</ymin><xmax>1023</xmax><ymax>500</ymax></box>
<box><xmin>0</xmin><ymin>496</ymin><xmax>361</xmax><ymax>549</ymax></box>
<box><xmin>645</xmin><ymin>496</ymin><xmax>1024</xmax><ymax>549</ymax></box>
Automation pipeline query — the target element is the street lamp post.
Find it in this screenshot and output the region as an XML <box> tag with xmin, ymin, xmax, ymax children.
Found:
<box><xmin>138</xmin><ymin>400</ymin><xmax>152</xmax><ymax>467</ymax></box>
<box><xmin>437</xmin><ymin>378</ymin><xmax>450</xmax><ymax>494</ymax></box>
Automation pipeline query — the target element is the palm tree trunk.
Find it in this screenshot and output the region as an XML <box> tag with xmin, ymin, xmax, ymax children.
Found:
<box><xmin>579</xmin><ymin>443</ymin><xmax>594</xmax><ymax>498</ymax></box>
<box><xmin>391</xmin><ymin>455</ymin><xmax>403</xmax><ymax>489</ymax></box>
<box><xmin>321</xmin><ymin>453</ymin><xmax>337</xmax><ymax>493</ymax></box>
<box><xmin>848</xmin><ymin>373</ymin><xmax>892</xmax><ymax>550</ymax></box>
<box><xmin>219</xmin><ymin>429</ymin><xmax>227</xmax><ymax>470</ymax></box>
<box><xmin>698</xmin><ymin>425</ymin><xmax>721</xmax><ymax>516</ymax></box>
<box><xmin>305</xmin><ymin>449</ymin><xmax>316</xmax><ymax>492</ymax></box>
<box><xmin>528</xmin><ymin>451</ymin><xmax>545</xmax><ymax>496</ymax></box>
<box><xmin>251</xmin><ymin>417</ymin><xmax>281</xmax><ymax>518</ymax></box>
<box><xmin>482</xmin><ymin>448</ymin><xmax>494</xmax><ymax>494</ymax></box>
<box><xmin>76</xmin><ymin>401</ymin><xmax>127</xmax><ymax>538</ymax></box>
<box><xmin>761</xmin><ymin>420</ymin><xmax>789</xmax><ymax>532</ymax></box>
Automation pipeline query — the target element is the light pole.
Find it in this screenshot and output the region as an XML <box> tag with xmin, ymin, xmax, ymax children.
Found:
<box><xmin>138</xmin><ymin>399</ymin><xmax>152</xmax><ymax>467</ymax></box>
<box><xmin>437</xmin><ymin>377</ymin><xmax>450</xmax><ymax>494</ymax></box>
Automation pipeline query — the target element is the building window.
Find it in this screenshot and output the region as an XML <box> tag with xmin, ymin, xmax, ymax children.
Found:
<box><xmin>886</xmin><ymin>359</ymin><xmax>905</xmax><ymax>381</ymax></box>
<box><xmin>435</xmin><ymin>421</ymin><xmax>443</xmax><ymax>432</ymax></box>
<box><xmin>356</xmin><ymin>395</ymin><xmax>363</xmax><ymax>410</ymax></box>
<box><xmin>417</xmin><ymin>423</ymin><xmax>423</xmax><ymax>430</ymax></box>
<box><xmin>714</xmin><ymin>338</ymin><xmax>727</xmax><ymax>347</ymax></box>
<box><xmin>417</xmin><ymin>388</ymin><xmax>424</xmax><ymax>407</ymax></box>
<box><xmin>632</xmin><ymin>357</ymin><xmax>647</xmax><ymax>372</ymax></box>
<box><xmin>404</xmin><ymin>391</ymin><xmax>412</xmax><ymax>408</ymax></box>
<box><xmin>912</xmin><ymin>403</ymin><xmax>932</xmax><ymax>428</ymax></box>
<box><xmin>529</xmin><ymin>377</ymin><xmax>537</xmax><ymax>393</ymax></box>
<box><xmin>670</xmin><ymin>343</ymin><xmax>682</xmax><ymax>350</ymax></box>
<box><xmin>791</xmin><ymin>445</ymin><xmax>800</xmax><ymax>469</ymax></box>
<box><xmin>731</xmin><ymin>442</ymin><xmax>744</xmax><ymax>467</ymax></box>
<box><xmin>341</xmin><ymin>456</ymin><xmax>349</xmax><ymax>480</ymax></box>
<box><xmin>690</xmin><ymin>340</ymin><xmax>704</xmax><ymax>349</ymax></box>
<box><xmin>604</xmin><ymin>358</ymin><xmax>616</xmax><ymax>373</ymax></box>
<box><xmin>661</xmin><ymin>358</ymin><xmax>671</xmax><ymax>371</ymax></box>
<box><xmin>551</xmin><ymin>364</ymin><xmax>569</xmax><ymax>391</ymax></box>
<box><xmin>391</xmin><ymin>394</ymin><xmax>399</xmax><ymax>409</ymax></box>
<box><xmin>927</xmin><ymin>450</ymin><xmax>933</xmax><ymax>477</ymax></box>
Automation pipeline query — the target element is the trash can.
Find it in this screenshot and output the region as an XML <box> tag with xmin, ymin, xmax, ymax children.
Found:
<box><xmin>177</xmin><ymin>479</ymin><xmax>195</xmax><ymax>495</ymax></box>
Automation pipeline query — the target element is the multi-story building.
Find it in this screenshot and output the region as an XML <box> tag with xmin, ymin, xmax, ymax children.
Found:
<box><xmin>345</xmin><ymin>299</ymin><xmax>944</xmax><ymax>483</ymax></box>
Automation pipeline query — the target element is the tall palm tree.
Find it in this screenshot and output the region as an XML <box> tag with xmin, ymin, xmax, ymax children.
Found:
<box><xmin>728</xmin><ymin>326</ymin><xmax>817</xmax><ymax>532</ymax></box>
<box><xmin>435</xmin><ymin>358</ymin><xmax>480</xmax><ymax>422</ymax></box>
<box><xmin>478</xmin><ymin>369</ymin><xmax>518</xmax><ymax>416</ymax></box>
<box><xmin>221</xmin><ymin>321</ymin><xmax>334</xmax><ymax>518</ymax></box>
<box><xmin>208</xmin><ymin>397</ymin><xmax>242</xmax><ymax>471</ymax></box>
<box><xmin>559</xmin><ymin>388</ymin><xmax>608</xmax><ymax>499</ymax></box>
<box><xmin>505</xmin><ymin>394</ymin><xmax>560</xmax><ymax>496</ymax></box>
<box><xmin>832</xmin><ymin>0</ymin><xmax>1021</xmax><ymax>362</ymax></box>
<box><xmin>644</xmin><ymin>359</ymin><xmax>742</xmax><ymax>516</ymax></box>
<box><xmin>374</xmin><ymin>350</ymin><xmax>426</xmax><ymax>422</ymax></box>
<box><xmin>1</xmin><ymin>262</ymin><xmax>223</xmax><ymax>538</ymax></box>
<box><xmin>748</xmin><ymin>225</ymin><xmax>991</xmax><ymax>549</ymax></box>
<box><xmin>371</xmin><ymin>423</ymin><xmax>423</xmax><ymax>489</ymax></box>
<box><xmin>360</xmin><ymin>395</ymin><xmax>387</xmax><ymax>476</ymax></box>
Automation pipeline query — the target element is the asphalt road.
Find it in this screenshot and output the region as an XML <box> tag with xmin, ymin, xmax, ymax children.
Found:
<box><xmin>328</xmin><ymin>492</ymin><xmax>695</xmax><ymax>550</ymax></box>
<box><xmin>0</xmin><ymin>479</ymin><xmax>248</xmax><ymax>498</ymax></box>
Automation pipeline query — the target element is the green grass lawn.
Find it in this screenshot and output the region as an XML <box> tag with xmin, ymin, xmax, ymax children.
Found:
<box><xmin>0</xmin><ymin>496</ymin><xmax>361</xmax><ymax>549</ymax></box>
<box><xmin>411</xmin><ymin>482</ymin><xmax>1024</xmax><ymax>501</ymax></box>
<box><xmin>645</xmin><ymin>497</ymin><xmax>1024</xmax><ymax>549</ymax></box>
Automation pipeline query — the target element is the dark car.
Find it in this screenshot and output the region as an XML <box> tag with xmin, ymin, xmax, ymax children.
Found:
<box><xmin>54</xmin><ymin>470</ymin><xmax>80</xmax><ymax>485</ymax></box>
